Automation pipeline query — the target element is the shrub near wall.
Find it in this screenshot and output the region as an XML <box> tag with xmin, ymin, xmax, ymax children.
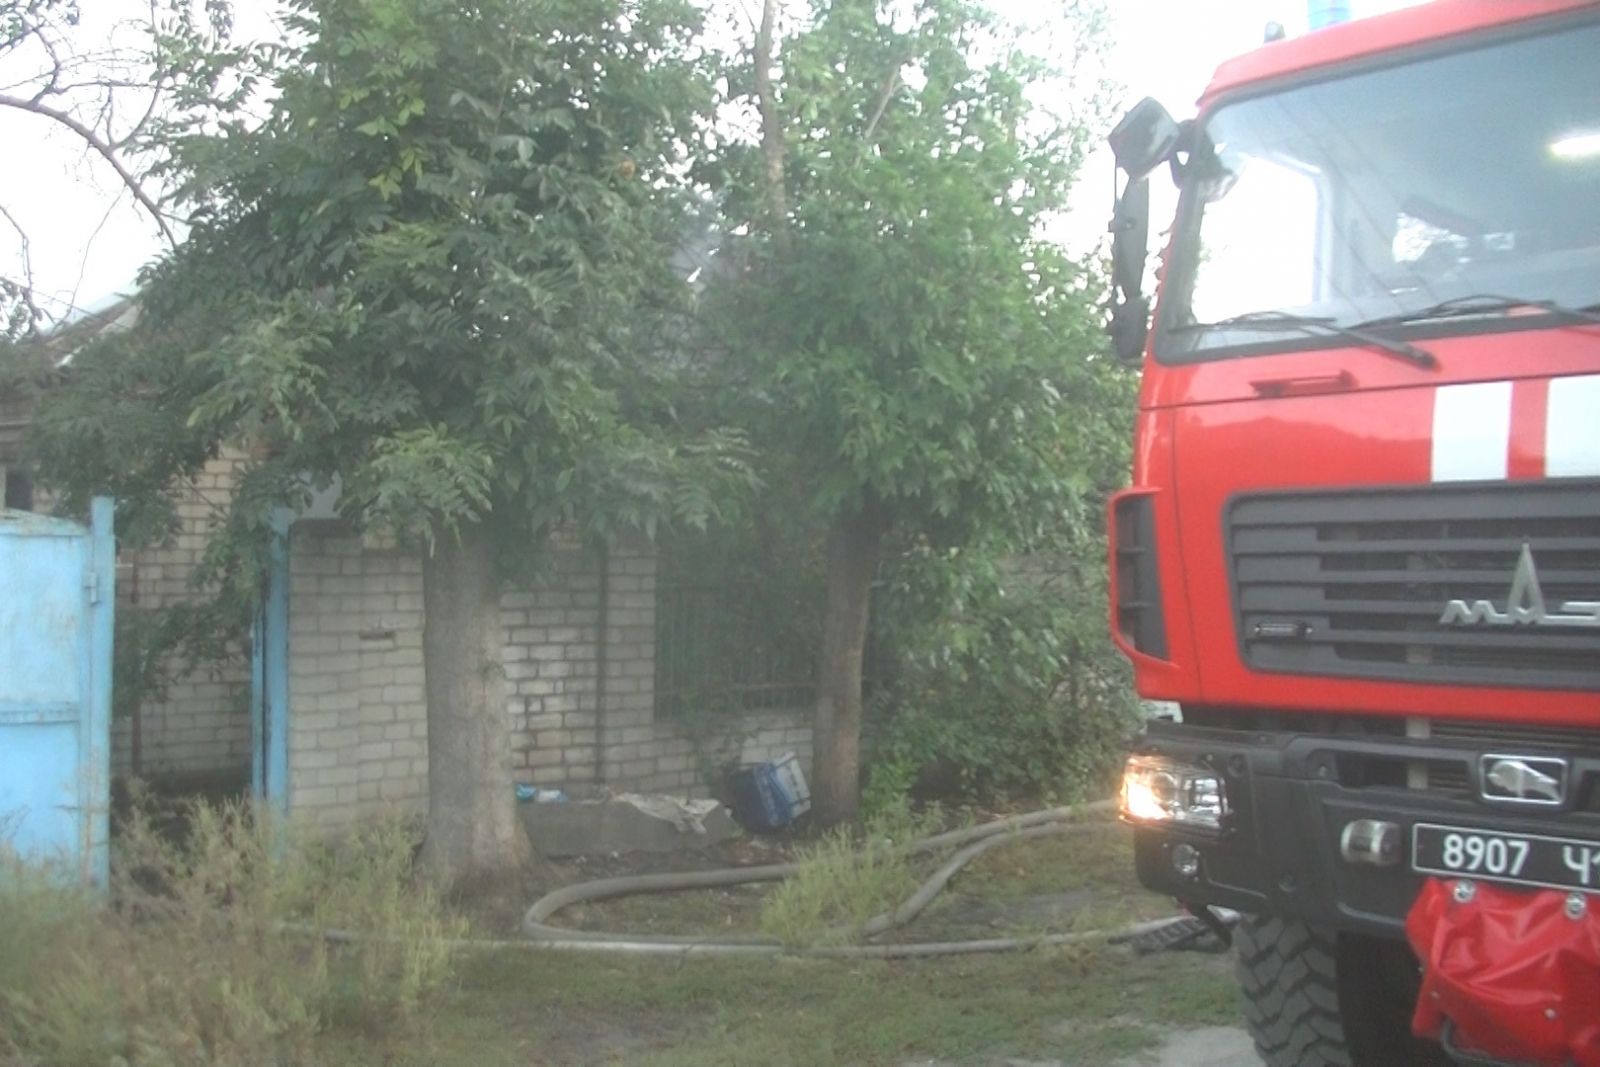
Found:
<box><xmin>866</xmin><ymin>543</ymin><xmax>1140</xmax><ymax>810</ymax></box>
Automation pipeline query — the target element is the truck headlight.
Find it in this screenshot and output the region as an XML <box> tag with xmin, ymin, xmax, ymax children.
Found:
<box><xmin>1121</xmin><ymin>754</ymin><xmax>1229</xmax><ymax>831</ymax></box>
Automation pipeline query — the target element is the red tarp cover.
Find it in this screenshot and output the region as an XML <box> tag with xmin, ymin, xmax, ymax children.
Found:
<box><xmin>1408</xmin><ymin>877</ymin><xmax>1600</xmax><ymax>1066</ymax></box>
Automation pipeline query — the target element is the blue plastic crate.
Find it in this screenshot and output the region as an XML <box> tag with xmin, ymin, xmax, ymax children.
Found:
<box><xmin>729</xmin><ymin>753</ymin><xmax>810</xmax><ymax>831</ymax></box>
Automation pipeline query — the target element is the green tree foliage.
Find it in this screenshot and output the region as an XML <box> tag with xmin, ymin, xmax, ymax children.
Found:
<box><xmin>707</xmin><ymin>0</ymin><xmax>1121</xmax><ymax>822</ymax></box>
<box><xmin>864</xmin><ymin>541</ymin><xmax>1140</xmax><ymax>810</ymax></box>
<box><xmin>28</xmin><ymin>0</ymin><xmax>750</xmax><ymax>889</ymax></box>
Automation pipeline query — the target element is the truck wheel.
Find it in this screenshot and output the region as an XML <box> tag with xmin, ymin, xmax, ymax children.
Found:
<box><xmin>1235</xmin><ymin>915</ymin><xmax>1447</xmax><ymax>1067</ymax></box>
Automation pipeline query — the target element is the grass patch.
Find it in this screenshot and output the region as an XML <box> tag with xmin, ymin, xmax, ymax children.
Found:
<box><xmin>874</xmin><ymin>818</ymin><xmax>1171</xmax><ymax>943</ymax></box>
<box><xmin>566</xmin><ymin>815</ymin><xmax>1171</xmax><ymax>947</ymax></box>
<box><xmin>5</xmin><ymin>808</ymin><xmax>1242</xmax><ymax>1066</ymax></box>
<box><xmin>324</xmin><ymin>817</ymin><xmax>1238</xmax><ymax>1067</ymax></box>
<box><xmin>0</xmin><ymin>798</ymin><xmax>464</xmax><ymax>1067</ymax></box>
<box><xmin>312</xmin><ymin>938</ymin><xmax>1239</xmax><ymax>1066</ymax></box>
<box><xmin>566</xmin><ymin>882</ymin><xmax>770</xmax><ymax>938</ymax></box>
<box><xmin>758</xmin><ymin>801</ymin><xmax>944</xmax><ymax>947</ymax></box>
<box><xmin>959</xmin><ymin>817</ymin><xmax>1142</xmax><ymax>899</ymax></box>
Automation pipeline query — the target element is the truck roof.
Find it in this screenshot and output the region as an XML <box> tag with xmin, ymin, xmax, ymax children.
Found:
<box><xmin>1199</xmin><ymin>0</ymin><xmax>1597</xmax><ymax>108</ymax></box>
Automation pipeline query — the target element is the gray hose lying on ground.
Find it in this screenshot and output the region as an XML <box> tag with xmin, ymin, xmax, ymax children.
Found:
<box><xmin>518</xmin><ymin>913</ymin><xmax>1192</xmax><ymax>959</ymax></box>
<box><xmin>521</xmin><ymin>801</ymin><xmax>1117</xmax><ymax>945</ymax></box>
<box><xmin>305</xmin><ymin>800</ymin><xmax>1221</xmax><ymax>959</ymax></box>
<box><xmin>512</xmin><ymin>800</ymin><xmax>1214</xmax><ymax>958</ymax></box>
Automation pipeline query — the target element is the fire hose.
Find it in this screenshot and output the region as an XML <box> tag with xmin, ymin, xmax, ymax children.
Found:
<box><xmin>308</xmin><ymin>801</ymin><xmax>1230</xmax><ymax>958</ymax></box>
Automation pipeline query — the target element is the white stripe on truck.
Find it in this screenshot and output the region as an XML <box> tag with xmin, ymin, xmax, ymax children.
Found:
<box><xmin>1545</xmin><ymin>374</ymin><xmax>1600</xmax><ymax>478</ymax></box>
<box><xmin>1432</xmin><ymin>381</ymin><xmax>1512</xmax><ymax>482</ymax></box>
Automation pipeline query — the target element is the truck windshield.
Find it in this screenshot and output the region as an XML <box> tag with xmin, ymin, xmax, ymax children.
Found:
<box><xmin>1158</xmin><ymin>19</ymin><xmax>1600</xmax><ymax>363</ymax></box>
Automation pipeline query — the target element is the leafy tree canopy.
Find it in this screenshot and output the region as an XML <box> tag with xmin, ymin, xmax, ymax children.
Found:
<box><xmin>697</xmin><ymin>0</ymin><xmax>1128</xmax><ymax>822</ymax></box>
<box><xmin>34</xmin><ymin>0</ymin><xmax>751</xmax><ymax>572</ymax></box>
<box><xmin>709</xmin><ymin>0</ymin><xmax>1123</xmax><ymax>544</ymax></box>
<box><xmin>25</xmin><ymin>0</ymin><xmax>757</xmax><ymax>887</ymax></box>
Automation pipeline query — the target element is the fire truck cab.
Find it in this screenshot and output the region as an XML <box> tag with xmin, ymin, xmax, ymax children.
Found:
<box><xmin>1106</xmin><ymin>2</ymin><xmax>1600</xmax><ymax>1064</ymax></box>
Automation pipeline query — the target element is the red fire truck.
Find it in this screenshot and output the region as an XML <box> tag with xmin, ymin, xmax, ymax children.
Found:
<box><xmin>1105</xmin><ymin>2</ymin><xmax>1600</xmax><ymax>1064</ymax></box>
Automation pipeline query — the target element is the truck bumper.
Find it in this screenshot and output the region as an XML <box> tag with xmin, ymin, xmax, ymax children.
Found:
<box><xmin>1127</xmin><ymin>718</ymin><xmax>1600</xmax><ymax>940</ymax></box>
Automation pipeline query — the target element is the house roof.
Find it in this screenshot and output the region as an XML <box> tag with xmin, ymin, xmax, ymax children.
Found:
<box><xmin>35</xmin><ymin>293</ymin><xmax>140</xmax><ymax>366</ymax></box>
<box><xmin>0</xmin><ymin>292</ymin><xmax>138</xmax><ymax>464</ymax></box>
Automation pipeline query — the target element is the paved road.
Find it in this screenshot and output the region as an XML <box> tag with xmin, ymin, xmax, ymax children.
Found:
<box><xmin>905</xmin><ymin>1025</ymin><xmax>1260</xmax><ymax>1067</ymax></box>
<box><xmin>1110</xmin><ymin>1026</ymin><xmax>1257</xmax><ymax>1066</ymax></box>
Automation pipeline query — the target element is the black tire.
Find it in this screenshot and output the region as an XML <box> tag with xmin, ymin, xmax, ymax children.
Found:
<box><xmin>1235</xmin><ymin>914</ymin><xmax>1448</xmax><ymax>1067</ymax></box>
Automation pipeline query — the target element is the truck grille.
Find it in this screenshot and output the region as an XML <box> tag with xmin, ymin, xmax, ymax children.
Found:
<box><xmin>1229</xmin><ymin>480</ymin><xmax>1600</xmax><ymax>690</ymax></box>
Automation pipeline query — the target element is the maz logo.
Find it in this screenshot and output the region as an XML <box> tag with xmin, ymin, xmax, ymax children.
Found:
<box><xmin>1440</xmin><ymin>544</ymin><xmax>1600</xmax><ymax>630</ymax></box>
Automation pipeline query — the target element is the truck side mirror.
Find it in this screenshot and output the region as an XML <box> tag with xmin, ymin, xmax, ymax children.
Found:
<box><xmin>1109</xmin><ymin>176</ymin><xmax>1151</xmax><ymax>363</ymax></box>
<box><xmin>1108</xmin><ymin>98</ymin><xmax>1181</xmax><ymax>183</ymax></box>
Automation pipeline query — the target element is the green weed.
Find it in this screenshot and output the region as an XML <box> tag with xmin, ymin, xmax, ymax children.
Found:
<box><xmin>758</xmin><ymin>800</ymin><xmax>943</xmax><ymax>947</ymax></box>
<box><xmin>287</xmin><ymin>817</ymin><xmax>465</xmax><ymax>1029</ymax></box>
<box><xmin>0</xmin><ymin>798</ymin><xmax>463</xmax><ymax>1067</ymax></box>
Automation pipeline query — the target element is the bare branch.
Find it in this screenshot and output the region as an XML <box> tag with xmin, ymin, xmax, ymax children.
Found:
<box><xmin>0</xmin><ymin>91</ymin><xmax>176</xmax><ymax>245</ymax></box>
<box><xmin>733</xmin><ymin>0</ymin><xmax>761</xmax><ymax>35</ymax></box>
<box><xmin>0</xmin><ymin>203</ymin><xmax>34</xmax><ymax>269</ymax></box>
<box><xmin>755</xmin><ymin>0</ymin><xmax>790</xmax><ymax>251</ymax></box>
<box><xmin>112</xmin><ymin>81</ymin><xmax>166</xmax><ymax>152</ymax></box>
<box><xmin>31</xmin><ymin>28</ymin><xmax>64</xmax><ymax>104</ymax></box>
<box><xmin>67</xmin><ymin>186</ymin><xmax>131</xmax><ymax>317</ymax></box>
<box><xmin>41</xmin><ymin>78</ymin><xmax>156</xmax><ymax>94</ymax></box>
<box><xmin>0</xmin><ymin>203</ymin><xmax>41</xmax><ymax>328</ymax></box>
<box><xmin>862</xmin><ymin>63</ymin><xmax>903</xmax><ymax>143</ymax></box>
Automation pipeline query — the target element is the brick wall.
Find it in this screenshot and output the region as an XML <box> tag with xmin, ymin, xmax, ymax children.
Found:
<box><xmin>501</xmin><ymin>529</ymin><xmax>608</xmax><ymax>786</ymax></box>
<box><xmin>283</xmin><ymin>524</ymin><xmax>813</xmax><ymax>829</ymax></box>
<box><xmin>604</xmin><ymin>706</ymin><xmax>814</xmax><ymax>798</ymax></box>
<box><xmin>500</xmin><ymin>533</ymin><xmax>812</xmax><ymax>797</ymax></box>
<box><xmin>284</xmin><ymin>524</ymin><xmax>429</xmax><ymax>827</ymax></box>
<box><xmin>112</xmin><ymin>451</ymin><xmax>252</xmax><ymax>782</ymax></box>
<box><xmin>5</xmin><ymin>298</ymin><xmax>246</xmax><ymax>783</ymax></box>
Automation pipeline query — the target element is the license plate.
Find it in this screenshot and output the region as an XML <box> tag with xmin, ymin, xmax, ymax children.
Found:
<box><xmin>1413</xmin><ymin>823</ymin><xmax>1600</xmax><ymax>893</ymax></box>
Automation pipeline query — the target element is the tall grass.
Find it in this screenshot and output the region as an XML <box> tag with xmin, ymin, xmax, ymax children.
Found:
<box><xmin>759</xmin><ymin>801</ymin><xmax>943</xmax><ymax>947</ymax></box>
<box><xmin>0</xmin><ymin>798</ymin><xmax>464</xmax><ymax>1067</ymax></box>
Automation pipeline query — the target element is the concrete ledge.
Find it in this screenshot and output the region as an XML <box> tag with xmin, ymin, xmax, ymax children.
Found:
<box><xmin>520</xmin><ymin>793</ymin><xmax>738</xmax><ymax>857</ymax></box>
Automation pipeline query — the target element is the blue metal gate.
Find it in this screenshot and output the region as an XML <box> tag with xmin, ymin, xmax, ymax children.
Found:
<box><xmin>0</xmin><ymin>498</ymin><xmax>114</xmax><ymax>885</ymax></box>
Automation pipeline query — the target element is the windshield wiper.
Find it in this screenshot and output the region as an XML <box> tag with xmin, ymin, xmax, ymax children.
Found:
<box><xmin>1352</xmin><ymin>294</ymin><xmax>1600</xmax><ymax>330</ymax></box>
<box><xmin>1175</xmin><ymin>310</ymin><xmax>1437</xmax><ymax>369</ymax></box>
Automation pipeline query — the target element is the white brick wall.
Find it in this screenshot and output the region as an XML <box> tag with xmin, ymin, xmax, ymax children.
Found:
<box><xmin>112</xmin><ymin>451</ymin><xmax>252</xmax><ymax>781</ymax></box>
<box><xmin>285</xmin><ymin>525</ymin><xmax>428</xmax><ymax>828</ymax></box>
<box><xmin>599</xmin><ymin>707</ymin><xmax>814</xmax><ymax>798</ymax></box>
<box><xmin>283</xmin><ymin>524</ymin><xmax>814</xmax><ymax>829</ymax></box>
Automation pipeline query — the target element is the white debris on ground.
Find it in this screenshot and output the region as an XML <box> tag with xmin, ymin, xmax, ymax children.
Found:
<box><xmin>610</xmin><ymin>793</ymin><xmax>723</xmax><ymax>835</ymax></box>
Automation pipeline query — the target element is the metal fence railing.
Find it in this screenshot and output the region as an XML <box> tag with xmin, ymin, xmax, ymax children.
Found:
<box><xmin>653</xmin><ymin>581</ymin><xmax>817</xmax><ymax>719</ymax></box>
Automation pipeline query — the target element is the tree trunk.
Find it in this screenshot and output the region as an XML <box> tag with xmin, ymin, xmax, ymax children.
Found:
<box><xmin>755</xmin><ymin>0</ymin><xmax>790</xmax><ymax>252</ymax></box>
<box><xmin>417</xmin><ymin>520</ymin><xmax>531</xmax><ymax>893</ymax></box>
<box><xmin>811</xmin><ymin>502</ymin><xmax>884</xmax><ymax>826</ymax></box>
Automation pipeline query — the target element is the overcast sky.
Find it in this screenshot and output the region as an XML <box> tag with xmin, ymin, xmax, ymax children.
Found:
<box><xmin>0</xmin><ymin>0</ymin><xmax>1426</xmax><ymax>323</ymax></box>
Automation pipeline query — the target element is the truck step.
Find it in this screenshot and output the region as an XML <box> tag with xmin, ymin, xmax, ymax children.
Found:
<box><xmin>1114</xmin><ymin>913</ymin><xmax>1231</xmax><ymax>955</ymax></box>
